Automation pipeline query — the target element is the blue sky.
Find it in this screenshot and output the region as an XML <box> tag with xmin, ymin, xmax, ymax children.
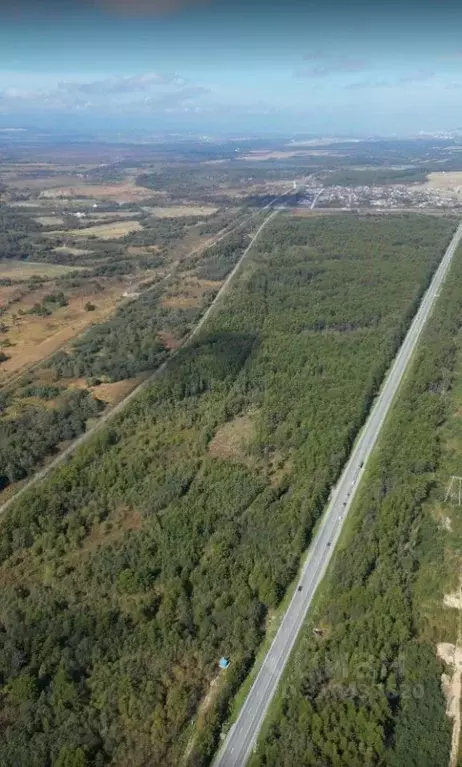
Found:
<box><xmin>1</xmin><ymin>0</ymin><xmax>462</xmax><ymax>135</ymax></box>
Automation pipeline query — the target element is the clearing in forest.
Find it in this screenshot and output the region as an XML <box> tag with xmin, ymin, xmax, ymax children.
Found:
<box><xmin>208</xmin><ymin>412</ymin><xmax>256</xmax><ymax>463</ymax></box>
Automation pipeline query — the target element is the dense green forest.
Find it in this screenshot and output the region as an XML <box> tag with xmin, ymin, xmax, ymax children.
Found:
<box><xmin>0</xmin><ymin>214</ymin><xmax>456</xmax><ymax>767</ymax></box>
<box><xmin>0</xmin><ymin>390</ymin><xmax>104</xmax><ymax>488</ymax></box>
<box><xmin>322</xmin><ymin>167</ymin><xmax>428</xmax><ymax>187</ymax></box>
<box><xmin>250</xmin><ymin>237</ymin><xmax>462</xmax><ymax>767</ymax></box>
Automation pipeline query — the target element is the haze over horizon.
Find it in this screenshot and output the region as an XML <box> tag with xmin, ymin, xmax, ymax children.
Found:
<box><xmin>1</xmin><ymin>0</ymin><xmax>462</xmax><ymax>136</ymax></box>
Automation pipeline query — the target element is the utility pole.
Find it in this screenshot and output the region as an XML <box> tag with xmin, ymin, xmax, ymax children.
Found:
<box><xmin>444</xmin><ymin>476</ymin><xmax>462</xmax><ymax>506</ymax></box>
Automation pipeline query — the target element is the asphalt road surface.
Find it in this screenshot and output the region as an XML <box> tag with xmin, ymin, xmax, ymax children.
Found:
<box><xmin>213</xmin><ymin>220</ymin><xmax>462</xmax><ymax>767</ymax></box>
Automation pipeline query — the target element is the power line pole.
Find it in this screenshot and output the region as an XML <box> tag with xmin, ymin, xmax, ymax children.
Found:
<box><xmin>444</xmin><ymin>476</ymin><xmax>462</xmax><ymax>506</ymax></box>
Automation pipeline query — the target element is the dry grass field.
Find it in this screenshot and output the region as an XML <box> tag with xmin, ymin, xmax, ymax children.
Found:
<box><xmin>34</xmin><ymin>216</ymin><xmax>65</xmax><ymax>226</ymax></box>
<box><xmin>0</xmin><ymin>260</ymin><xmax>82</xmax><ymax>279</ymax></box>
<box><xmin>423</xmin><ymin>171</ymin><xmax>462</xmax><ymax>194</ymax></box>
<box><xmin>53</xmin><ymin>246</ymin><xmax>93</xmax><ymax>257</ymax></box>
<box><xmin>68</xmin><ymin>375</ymin><xmax>148</xmax><ymax>406</ymax></box>
<box><xmin>0</xmin><ymin>283</ymin><xmax>126</xmax><ymax>383</ymax></box>
<box><xmin>147</xmin><ymin>205</ymin><xmax>218</xmax><ymax>218</ymax></box>
<box><xmin>46</xmin><ymin>220</ymin><xmax>143</xmax><ymax>240</ymax></box>
<box><xmin>39</xmin><ymin>182</ymin><xmax>157</xmax><ymax>203</ymax></box>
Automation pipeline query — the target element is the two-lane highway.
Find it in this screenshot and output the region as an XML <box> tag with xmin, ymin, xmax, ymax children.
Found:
<box><xmin>214</xmin><ymin>220</ymin><xmax>462</xmax><ymax>767</ymax></box>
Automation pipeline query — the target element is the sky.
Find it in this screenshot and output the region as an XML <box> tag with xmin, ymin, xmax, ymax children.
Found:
<box><xmin>1</xmin><ymin>0</ymin><xmax>462</xmax><ymax>135</ymax></box>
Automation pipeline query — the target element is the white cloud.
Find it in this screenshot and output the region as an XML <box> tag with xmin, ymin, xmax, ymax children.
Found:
<box><xmin>58</xmin><ymin>72</ymin><xmax>187</xmax><ymax>95</ymax></box>
<box><xmin>296</xmin><ymin>52</ymin><xmax>370</xmax><ymax>78</ymax></box>
<box><xmin>0</xmin><ymin>71</ymin><xmax>209</xmax><ymax>116</ymax></box>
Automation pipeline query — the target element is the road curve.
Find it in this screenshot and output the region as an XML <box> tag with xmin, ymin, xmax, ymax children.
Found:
<box><xmin>0</xmin><ymin>194</ymin><xmax>294</xmax><ymax>518</ymax></box>
<box><xmin>213</xmin><ymin>220</ymin><xmax>462</xmax><ymax>767</ymax></box>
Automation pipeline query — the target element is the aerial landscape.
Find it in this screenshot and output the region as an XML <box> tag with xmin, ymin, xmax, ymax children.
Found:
<box><xmin>3</xmin><ymin>1</ymin><xmax>462</xmax><ymax>766</ymax></box>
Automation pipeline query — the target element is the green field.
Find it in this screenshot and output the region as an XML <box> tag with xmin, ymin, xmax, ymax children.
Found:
<box><xmin>0</xmin><ymin>213</ymin><xmax>456</xmax><ymax>767</ymax></box>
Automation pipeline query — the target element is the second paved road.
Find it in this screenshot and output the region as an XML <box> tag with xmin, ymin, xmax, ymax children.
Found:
<box><xmin>214</xmin><ymin>220</ymin><xmax>462</xmax><ymax>767</ymax></box>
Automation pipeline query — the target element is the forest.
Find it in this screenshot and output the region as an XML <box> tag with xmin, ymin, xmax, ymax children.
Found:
<box><xmin>0</xmin><ymin>213</ymin><xmax>456</xmax><ymax>767</ymax></box>
<box><xmin>0</xmin><ymin>221</ymin><xmax>255</xmax><ymax>494</ymax></box>
<box><xmin>47</xmin><ymin>230</ymin><xmax>252</xmax><ymax>383</ymax></box>
<box><xmin>250</xmin><ymin>233</ymin><xmax>462</xmax><ymax>767</ymax></box>
<box><xmin>321</xmin><ymin>167</ymin><xmax>428</xmax><ymax>187</ymax></box>
<box><xmin>0</xmin><ymin>390</ymin><xmax>104</xmax><ymax>488</ymax></box>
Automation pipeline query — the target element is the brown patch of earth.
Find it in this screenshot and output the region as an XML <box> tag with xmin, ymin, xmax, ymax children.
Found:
<box><xmin>438</xmin><ymin>642</ymin><xmax>462</xmax><ymax>767</ymax></box>
<box><xmin>182</xmin><ymin>673</ymin><xmax>224</xmax><ymax>765</ymax></box>
<box><xmin>157</xmin><ymin>330</ymin><xmax>182</xmax><ymax>351</ymax></box>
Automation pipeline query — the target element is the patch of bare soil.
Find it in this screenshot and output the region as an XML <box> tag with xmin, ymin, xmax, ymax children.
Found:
<box><xmin>445</xmin><ymin>591</ymin><xmax>462</xmax><ymax>610</ymax></box>
<box><xmin>438</xmin><ymin>642</ymin><xmax>462</xmax><ymax>767</ymax></box>
<box><xmin>439</xmin><ymin>583</ymin><xmax>462</xmax><ymax>767</ymax></box>
<box><xmin>182</xmin><ymin>673</ymin><xmax>223</xmax><ymax>765</ymax></box>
